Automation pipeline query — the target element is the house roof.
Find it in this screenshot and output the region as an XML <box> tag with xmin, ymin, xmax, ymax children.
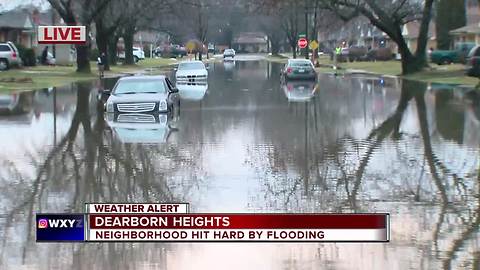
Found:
<box><xmin>450</xmin><ymin>23</ymin><xmax>480</xmax><ymax>35</ymax></box>
<box><xmin>233</xmin><ymin>32</ymin><xmax>267</xmax><ymax>44</ymax></box>
<box><xmin>0</xmin><ymin>10</ymin><xmax>34</xmax><ymax>29</ymax></box>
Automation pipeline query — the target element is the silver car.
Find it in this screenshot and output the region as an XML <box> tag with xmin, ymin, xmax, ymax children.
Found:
<box><xmin>104</xmin><ymin>75</ymin><xmax>179</xmax><ymax>113</ymax></box>
<box><xmin>0</xmin><ymin>42</ymin><xmax>21</xmax><ymax>70</ymax></box>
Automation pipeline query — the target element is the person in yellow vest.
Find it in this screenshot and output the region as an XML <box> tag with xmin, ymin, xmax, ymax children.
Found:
<box><xmin>334</xmin><ymin>46</ymin><xmax>342</xmax><ymax>72</ymax></box>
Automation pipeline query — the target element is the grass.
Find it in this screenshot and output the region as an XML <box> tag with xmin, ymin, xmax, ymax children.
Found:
<box><xmin>312</xmin><ymin>56</ymin><xmax>479</xmax><ymax>86</ymax></box>
<box><xmin>0</xmin><ymin>57</ymin><xmax>178</xmax><ymax>92</ymax></box>
<box><xmin>266</xmin><ymin>54</ymin><xmax>289</xmax><ymax>63</ymax></box>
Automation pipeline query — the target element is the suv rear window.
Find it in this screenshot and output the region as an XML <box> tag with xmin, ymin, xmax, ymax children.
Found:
<box><xmin>0</xmin><ymin>45</ymin><xmax>11</xmax><ymax>52</ymax></box>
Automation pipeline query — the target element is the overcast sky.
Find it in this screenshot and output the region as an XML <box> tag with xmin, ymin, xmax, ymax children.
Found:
<box><xmin>0</xmin><ymin>0</ymin><xmax>49</xmax><ymax>11</ymax></box>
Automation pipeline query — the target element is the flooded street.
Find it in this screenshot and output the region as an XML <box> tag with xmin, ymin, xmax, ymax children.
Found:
<box><xmin>1</xmin><ymin>58</ymin><xmax>480</xmax><ymax>269</ymax></box>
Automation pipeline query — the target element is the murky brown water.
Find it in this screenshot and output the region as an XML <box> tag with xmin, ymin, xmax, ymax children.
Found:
<box><xmin>0</xmin><ymin>58</ymin><xmax>479</xmax><ymax>269</ymax></box>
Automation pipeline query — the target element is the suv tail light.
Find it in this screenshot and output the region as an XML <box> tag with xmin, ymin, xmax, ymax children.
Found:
<box><xmin>12</xmin><ymin>51</ymin><xmax>17</xmax><ymax>59</ymax></box>
<box><xmin>287</xmin><ymin>67</ymin><xmax>293</xmax><ymax>73</ymax></box>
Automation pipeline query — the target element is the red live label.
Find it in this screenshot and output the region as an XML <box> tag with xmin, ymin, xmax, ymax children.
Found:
<box><xmin>38</xmin><ymin>26</ymin><xmax>86</xmax><ymax>44</ymax></box>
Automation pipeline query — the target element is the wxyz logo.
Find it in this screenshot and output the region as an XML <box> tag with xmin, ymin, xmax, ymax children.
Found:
<box><xmin>38</xmin><ymin>218</ymin><xmax>83</xmax><ymax>229</ymax></box>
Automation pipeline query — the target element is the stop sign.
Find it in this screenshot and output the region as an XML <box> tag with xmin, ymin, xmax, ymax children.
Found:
<box><xmin>298</xmin><ymin>38</ymin><xmax>308</xmax><ymax>49</ymax></box>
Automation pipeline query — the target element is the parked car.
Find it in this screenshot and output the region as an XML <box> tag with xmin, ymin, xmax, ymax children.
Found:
<box><xmin>363</xmin><ymin>48</ymin><xmax>393</xmax><ymax>61</ymax></box>
<box><xmin>223</xmin><ymin>49</ymin><xmax>235</xmax><ymax>59</ymax></box>
<box><xmin>0</xmin><ymin>42</ymin><xmax>21</xmax><ymax>70</ymax></box>
<box><xmin>118</xmin><ymin>47</ymin><xmax>145</xmax><ymax>63</ymax></box>
<box><xmin>466</xmin><ymin>45</ymin><xmax>480</xmax><ymax>78</ymax></box>
<box><xmin>103</xmin><ymin>75</ymin><xmax>179</xmax><ymax>113</ymax></box>
<box><xmin>348</xmin><ymin>46</ymin><xmax>368</xmax><ymax>62</ymax></box>
<box><xmin>156</xmin><ymin>44</ymin><xmax>187</xmax><ymax>58</ymax></box>
<box><xmin>281</xmin><ymin>59</ymin><xmax>317</xmax><ymax>80</ymax></box>
<box><xmin>430</xmin><ymin>42</ymin><xmax>475</xmax><ymax>65</ymax></box>
<box><xmin>175</xmin><ymin>61</ymin><xmax>208</xmax><ymax>82</ymax></box>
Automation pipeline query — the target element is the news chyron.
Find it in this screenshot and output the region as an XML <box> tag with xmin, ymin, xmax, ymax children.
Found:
<box><xmin>36</xmin><ymin>203</ymin><xmax>389</xmax><ymax>242</ymax></box>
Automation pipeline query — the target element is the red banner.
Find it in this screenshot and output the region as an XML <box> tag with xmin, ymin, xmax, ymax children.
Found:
<box><xmin>89</xmin><ymin>214</ymin><xmax>387</xmax><ymax>229</ymax></box>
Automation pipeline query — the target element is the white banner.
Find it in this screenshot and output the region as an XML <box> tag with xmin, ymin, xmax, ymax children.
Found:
<box><xmin>86</xmin><ymin>203</ymin><xmax>189</xmax><ymax>214</ymax></box>
<box><xmin>38</xmin><ymin>26</ymin><xmax>86</xmax><ymax>44</ymax></box>
<box><xmin>87</xmin><ymin>229</ymin><xmax>388</xmax><ymax>242</ymax></box>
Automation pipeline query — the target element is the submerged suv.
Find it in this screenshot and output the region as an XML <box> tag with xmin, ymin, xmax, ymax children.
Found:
<box><xmin>104</xmin><ymin>75</ymin><xmax>179</xmax><ymax>114</ymax></box>
<box><xmin>0</xmin><ymin>42</ymin><xmax>21</xmax><ymax>70</ymax></box>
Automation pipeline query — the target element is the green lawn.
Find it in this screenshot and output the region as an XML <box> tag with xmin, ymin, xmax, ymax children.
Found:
<box><xmin>0</xmin><ymin>58</ymin><xmax>178</xmax><ymax>92</ymax></box>
<box><xmin>314</xmin><ymin>56</ymin><xmax>479</xmax><ymax>86</ymax></box>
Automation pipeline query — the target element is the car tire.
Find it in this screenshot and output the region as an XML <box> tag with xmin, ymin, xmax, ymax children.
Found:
<box><xmin>0</xmin><ymin>59</ymin><xmax>9</xmax><ymax>71</ymax></box>
<box><xmin>134</xmin><ymin>56</ymin><xmax>139</xmax><ymax>63</ymax></box>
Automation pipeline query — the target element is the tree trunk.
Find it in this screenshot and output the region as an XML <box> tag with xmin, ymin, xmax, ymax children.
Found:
<box><xmin>291</xmin><ymin>43</ymin><xmax>297</xmax><ymax>58</ymax></box>
<box><xmin>95</xmin><ymin>17</ymin><xmax>110</xmax><ymax>71</ymax></box>
<box><xmin>123</xmin><ymin>25</ymin><xmax>135</xmax><ymax>65</ymax></box>
<box><xmin>75</xmin><ymin>44</ymin><xmax>91</xmax><ymax>73</ymax></box>
<box><xmin>108</xmin><ymin>35</ymin><xmax>119</xmax><ymax>66</ymax></box>
<box><xmin>399</xmin><ymin>46</ymin><xmax>426</xmax><ymax>75</ymax></box>
<box><xmin>269</xmin><ymin>36</ymin><xmax>280</xmax><ymax>55</ymax></box>
<box><xmin>436</xmin><ymin>0</ymin><xmax>466</xmax><ymax>50</ymax></box>
<box><xmin>390</xmin><ymin>17</ymin><xmax>429</xmax><ymax>75</ymax></box>
<box><xmin>96</xmin><ymin>32</ymin><xmax>109</xmax><ymax>71</ymax></box>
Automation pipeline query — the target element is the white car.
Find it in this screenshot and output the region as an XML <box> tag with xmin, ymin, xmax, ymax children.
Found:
<box><xmin>118</xmin><ymin>47</ymin><xmax>145</xmax><ymax>63</ymax></box>
<box><xmin>175</xmin><ymin>61</ymin><xmax>208</xmax><ymax>82</ymax></box>
<box><xmin>223</xmin><ymin>48</ymin><xmax>235</xmax><ymax>59</ymax></box>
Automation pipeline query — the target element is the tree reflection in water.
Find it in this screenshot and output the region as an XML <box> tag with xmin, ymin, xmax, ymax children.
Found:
<box><xmin>0</xmin><ymin>80</ymin><xmax>198</xmax><ymax>269</ymax></box>
<box><xmin>0</xmin><ymin>67</ymin><xmax>479</xmax><ymax>269</ymax></box>
<box><xmin>248</xmin><ymin>78</ymin><xmax>480</xmax><ymax>268</ymax></box>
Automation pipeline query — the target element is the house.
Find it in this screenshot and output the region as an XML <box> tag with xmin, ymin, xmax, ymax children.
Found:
<box><xmin>320</xmin><ymin>18</ymin><xmax>394</xmax><ymax>51</ymax></box>
<box><xmin>134</xmin><ymin>31</ymin><xmax>169</xmax><ymax>48</ymax></box>
<box><xmin>402</xmin><ymin>21</ymin><xmax>436</xmax><ymax>52</ymax></box>
<box><xmin>449</xmin><ymin>0</ymin><xmax>480</xmax><ymax>47</ymax></box>
<box><xmin>450</xmin><ymin>24</ymin><xmax>480</xmax><ymax>45</ymax></box>
<box><xmin>0</xmin><ymin>9</ymin><xmax>35</xmax><ymax>47</ymax></box>
<box><xmin>232</xmin><ymin>32</ymin><xmax>268</xmax><ymax>53</ymax></box>
<box><xmin>31</xmin><ymin>8</ymin><xmax>75</xmax><ymax>65</ymax></box>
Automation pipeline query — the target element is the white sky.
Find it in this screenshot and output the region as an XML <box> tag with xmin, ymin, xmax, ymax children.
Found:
<box><xmin>0</xmin><ymin>0</ymin><xmax>49</xmax><ymax>11</ymax></box>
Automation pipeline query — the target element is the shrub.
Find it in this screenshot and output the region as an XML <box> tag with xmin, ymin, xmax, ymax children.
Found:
<box><xmin>14</xmin><ymin>43</ymin><xmax>36</xmax><ymax>66</ymax></box>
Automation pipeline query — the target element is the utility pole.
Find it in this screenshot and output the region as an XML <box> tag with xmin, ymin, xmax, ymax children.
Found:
<box><xmin>304</xmin><ymin>0</ymin><xmax>309</xmax><ymax>59</ymax></box>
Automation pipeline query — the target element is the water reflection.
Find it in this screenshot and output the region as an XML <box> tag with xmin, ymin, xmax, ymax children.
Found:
<box><xmin>105</xmin><ymin>113</ymin><xmax>177</xmax><ymax>144</ymax></box>
<box><xmin>177</xmin><ymin>82</ymin><xmax>208</xmax><ymax>101</ymax></box>
<box><xmin>0</xmin><ymin>91</ymin><xmax>34</xmax><ymax>116</ymax></box>
<box><xmin>0</xmin><ymin>61</ymin><xmax>479</xmax><ymax>269</ymax></box>
<box><xmin>281</xmin><ymin>80</ymin><xmax>318</xmax><ymax>102</ymax></box>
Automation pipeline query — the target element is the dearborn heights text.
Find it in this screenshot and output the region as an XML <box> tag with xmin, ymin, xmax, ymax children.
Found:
<box><xmin>93</xmin><ymin>216</ymin><xmax>231</xmax><ymax>228</ymax></box>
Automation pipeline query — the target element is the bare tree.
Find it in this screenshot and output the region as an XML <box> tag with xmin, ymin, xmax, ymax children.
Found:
<box><xmin>319</xmin><ymin>0</ymin><xmax>434</xmax><ymax>74</ymax></box>
<box><xmin>46</xmin><ymin>0</ymin><xmax>112</xmax><ymax>73</ymax></box>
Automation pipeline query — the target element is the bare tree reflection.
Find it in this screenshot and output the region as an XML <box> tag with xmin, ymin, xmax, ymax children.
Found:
<box><xmin>0</xmin><ymin>79</ymin><xmax>205</xmax><ymax>269</ymax></box>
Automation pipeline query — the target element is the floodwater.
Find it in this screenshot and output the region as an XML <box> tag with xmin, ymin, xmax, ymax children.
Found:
<box><xmin>0</xmin><ymin>57</ymin><xmax>479</xmax><ymax>270</ymax></box>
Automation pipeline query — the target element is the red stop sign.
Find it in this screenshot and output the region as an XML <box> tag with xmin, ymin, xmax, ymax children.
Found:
<box><xmin>298</xmin><ymin>38</ymin><xmax>308</xmax><ymax>49</ymax></box>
